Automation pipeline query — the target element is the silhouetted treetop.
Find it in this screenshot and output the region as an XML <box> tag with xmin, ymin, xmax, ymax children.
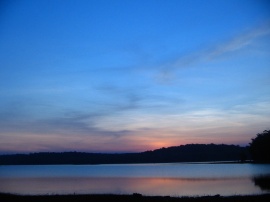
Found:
<box><xmin>249</xmin><ymin>130</ymin><xmax>270</xmax><ymax>163</ymax></box>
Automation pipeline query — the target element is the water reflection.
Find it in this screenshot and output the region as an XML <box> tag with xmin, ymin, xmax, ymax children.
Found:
<box><xmin>0</xmin><ymin>177</ymin><xmax>265</xmax><ymax>196</ymax></box>
<box><xmin>0</xmin><ymin>164</ymin><xmax>270</xmax><ymax>196</ymax></box>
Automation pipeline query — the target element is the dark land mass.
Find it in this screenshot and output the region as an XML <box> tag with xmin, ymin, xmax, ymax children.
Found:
<box><xmin>1</xmin><ymin>193</ymin><xmax>270</xmax><ymax>202</ymax></box>
<box><xmin>0</xmin><ymin>144</ymin><xmax>250</xmax><ymax>165</ymax></box>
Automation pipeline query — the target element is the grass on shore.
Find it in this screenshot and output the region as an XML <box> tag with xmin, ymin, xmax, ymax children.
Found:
<box><xmin>1</xmin><ymin>193</ymin><xmax>270</xmax><ymax>202</ymax></box>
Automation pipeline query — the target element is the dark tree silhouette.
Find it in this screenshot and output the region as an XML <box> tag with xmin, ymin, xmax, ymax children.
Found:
<box><xmin>0</xmin><ymin>144</ymin><xmax>249</xmax><ymax>165</ymax></box>
<box><xmin>253</xmin><ymin>175</ymin><xmax>270</xmax><ymax>191</ymax></box>
<box><xmin>249</xmin><ymin>130</ymin><xmax>270</xmax><ymax>163</ymax></box>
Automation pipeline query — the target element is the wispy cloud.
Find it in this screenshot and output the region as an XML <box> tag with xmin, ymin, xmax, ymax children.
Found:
<box><xmin>206</xmin><ymin>23</ymin><xmax>270</xmax><ymax>59</ymax></box>
<box><xmin>1</xmin><ymin>100</ymin><xmax>269</xmax><ymax>153</ymax></box>
<box><xmin>157</xmin><ymin>22</ymin><xmax>270</xmax><ymax>84</ymax></box>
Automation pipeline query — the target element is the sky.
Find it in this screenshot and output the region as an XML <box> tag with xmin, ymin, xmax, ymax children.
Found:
<box><xmin>0</xmin><ymin>0</ymin><xmax>270</xmax><ymax>153</ymax></box>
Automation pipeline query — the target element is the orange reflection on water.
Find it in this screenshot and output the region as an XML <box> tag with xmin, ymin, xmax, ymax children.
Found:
<box><xmin>0</xmin><ymin>177</ymin><xmax>263</xmax><ymax>196</ymax></box>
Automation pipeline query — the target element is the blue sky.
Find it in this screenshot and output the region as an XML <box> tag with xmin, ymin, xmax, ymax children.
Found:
<box><xmin>0</xmin><ymin>0</ymin><xmax>270</xmax><ymax>153</ymax></box>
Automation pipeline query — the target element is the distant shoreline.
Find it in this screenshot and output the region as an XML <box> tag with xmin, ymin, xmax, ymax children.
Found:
<box><xmin>1</xmin><ymin>193</ymin><xmax>270</xmax><ymax>202</ymax></box>
<box><xmin>0</xmin><ymin>160</ymin><xmax>256</xmax><ymax>166</ymax></box>
<box><xmin>0</xmin><ymin>144</ymin><xmax>251</xmax><ymax>165</ymax></box>
<box><xmin>0</xmin><ymin>161</ymin><xmax>259</xmax><ymax>166</ymax></box>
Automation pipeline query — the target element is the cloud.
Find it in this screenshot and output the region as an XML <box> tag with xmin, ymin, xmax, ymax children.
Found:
<box><xmin>206</xmin><ymin>23</ymin><xmax>270</xmax><ymax>59</ymax></box>
<box><xmin>95</xmin><ymin>85</ymin><xmax>143</xmax><ymax>112</ymax></box>
<box><xmin>95</xmin><ymin>84</ymin><xmax>185</xmax><ymax>113</ymax></box>
<box><xmin>156</xmin><ymin>22</ymin><xmax>270</xmax><ymax>84</ymax></box>
<box><xmin>1</xmin><ymin>100</ymin><xmax>269</xmax><ymax>153</ymax></box>
<box><xmin>0</xmin><ymin>108</ymin><xmax>140</xmax><ymax>153</ymax></box>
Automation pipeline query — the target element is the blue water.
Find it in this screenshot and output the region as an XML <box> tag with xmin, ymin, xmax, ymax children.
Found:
<box><xmin>0</xmin><ymin>163</ymin><xmax>270</xmax><ymax>196</ymax></box>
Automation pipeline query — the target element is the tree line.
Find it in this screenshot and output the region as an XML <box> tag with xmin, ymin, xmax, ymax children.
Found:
<box><xmin>0</xmin><ymin>129</ymin><xmax>269</xmax><ymax>165</ymax></box>
<box><xmin>0</xmin><ymin>144</ymin><xmax>249</xmax><ymax>165</ymax></box>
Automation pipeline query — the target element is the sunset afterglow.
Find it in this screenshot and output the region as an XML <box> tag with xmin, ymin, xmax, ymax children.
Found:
<box><xmin>0</xmin><ymin>0</ymin><xmax>270</xmax><ymax>153</ymax></box>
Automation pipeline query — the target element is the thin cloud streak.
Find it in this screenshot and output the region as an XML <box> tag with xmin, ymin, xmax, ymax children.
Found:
<box><xmin>157</xmin><ymin>22</ymin><xmax>270</xmax><ymax>84</ymax></box>
<box><xmin>206</xmin><ymin>23</ymin><xmax>270</xmax><ymax>59</ymax></box>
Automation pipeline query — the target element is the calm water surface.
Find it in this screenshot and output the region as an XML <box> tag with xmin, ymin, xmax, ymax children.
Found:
<box><xmin>0</xmin><ymin>163</ymin><xmax>270</xmax><ymax>196</ymax></box>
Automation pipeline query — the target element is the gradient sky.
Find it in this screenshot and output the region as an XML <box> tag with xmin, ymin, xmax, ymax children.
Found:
<box><xmin>0</xmin><ymin>0</ymin><xmax>270</xmax><ymax>153</ymax></box>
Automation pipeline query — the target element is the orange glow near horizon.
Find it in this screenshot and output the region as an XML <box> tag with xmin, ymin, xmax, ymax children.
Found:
<box><xmin>0</xmin><ymin>128</ymin><xmax>253</xmax><ymax>154</ymax></box>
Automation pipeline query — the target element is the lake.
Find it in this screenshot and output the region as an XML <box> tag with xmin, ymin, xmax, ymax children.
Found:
<box><xmin>0</xmin><ymin>163</ymin><xmax>270</xmax><ymax>196</ymax></box>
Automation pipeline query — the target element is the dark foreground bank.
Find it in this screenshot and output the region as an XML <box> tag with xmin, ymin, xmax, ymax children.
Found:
<box><xmin>1</xmin><ymin>193</ymin><xmax>270</xmax><ymax>202</ymax></box>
